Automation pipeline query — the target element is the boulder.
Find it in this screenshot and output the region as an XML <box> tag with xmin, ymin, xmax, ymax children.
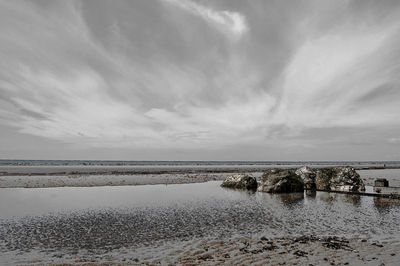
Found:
<box><xmin>221</xmin><ymin>174</ymin><xmax>258</xmax><ymax>190</ymax></box>
<box><xmin>374</xmin><ymin>178</ymin><xmax>389</xmax><ymax>187</ymax></box>
<box><xmin>315</xmin><ymin>166</ymin><xmax>365</xmax><ymax>192</ymax></box>
<box><xmin>257</xmin><ymin>169</ymin><xmax>304</xmax><ymax>193</ymax></box>
<box><xmin>295</xmin><ymin>166</ymin><xmax>316</xmax><ymax>190</ymax></box>
<box><xmin>315</xmin><ymin>168</ymin><xmax>335</xmax><ymax>190</ymax></box>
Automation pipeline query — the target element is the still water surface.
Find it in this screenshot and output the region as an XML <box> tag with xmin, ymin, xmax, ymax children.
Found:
<box><xmin>1</xmin><ymin>177</ymin><xmax>400</xmax><ymax>256</ymax></box>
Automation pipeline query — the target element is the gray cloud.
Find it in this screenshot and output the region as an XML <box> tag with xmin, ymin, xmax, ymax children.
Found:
<box><xmin>1</xmin><ymin>0</ymin><xmax>400</xmax><ymax>160</ymax></box>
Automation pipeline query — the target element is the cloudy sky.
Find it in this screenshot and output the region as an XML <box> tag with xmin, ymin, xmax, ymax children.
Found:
<box><xmin>1</xmin><ymin>0</ymin><xmax>400</xmax><ymax>160</ymax></box>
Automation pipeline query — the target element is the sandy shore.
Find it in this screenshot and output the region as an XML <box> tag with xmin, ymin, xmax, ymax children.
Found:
<box><xmin>1</xmin><ymin>169</ymin><xmax>399</xmax><ymax>188</ymax></box>
<box><xmin>1</xmin><ymin>170</ymin><xmax>399</xmax><ymax>188</ymax></box>
<box><xmin>0</xmin><ymin>172</ymin><xmax>246</xmax><ymax>188</ymax></box>
<box><xmin>127</xmin><ymin>235</ymin><xmax>400</xmax><ymax>266</ymax></box>
<box><xmin>1</xmin><ymin>162</ymin><xmax>400</xmax><ymax>188</ymax></box>
<box><xmin>10</xmin><ymin>235</ymin><xmax>399</xmax><ymax>265</ymax></box>
<box><xmin>1</xmin><ymin>162</ymin><xmax>398</xmax><ymax>176</ymax></box>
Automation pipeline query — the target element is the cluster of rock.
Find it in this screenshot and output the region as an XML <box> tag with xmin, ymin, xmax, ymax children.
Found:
<box><xmin>221</xmin><ymin>166</ymin><xmax>365</xmax><ymax>193</ymax></box>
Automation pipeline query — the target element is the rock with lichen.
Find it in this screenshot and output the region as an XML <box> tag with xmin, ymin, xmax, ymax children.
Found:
<box><xmin>315</xmin><ymin>166</ymin><xmax>365</xmax><ymax>192</ymax></box>
<box><xmin>221</xmin><ymin>174</ymin><xmax>258</xmax><ymax>190</ymax></box>
<box><xmin>295</xmin><ymin>166</ymin><xmax>316</xmax><ymax>190</ymax></box>
<box><xmin>257</xmin><ymin>169</ymin><xmax>304</xmax><ymax>193</ymax></box>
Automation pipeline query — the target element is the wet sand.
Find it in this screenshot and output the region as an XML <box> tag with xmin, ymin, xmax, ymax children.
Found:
<box><xmin>145</xmin><ymin>235</ymin><xmax>399</xmax><ymax>266</ymax></box>
<box><xmin>0</xmin><ymin>172</ymin><xmax>234</xmax><ymax>188</ymax></box>
<box><xmin>1</xmin><ymin>167</ymin><xmax>400</xmax><ymax>189</ymax></box>
<box><xmin>8</xmin><ymin>235</ymin><xmax>399</xmax><ymax>265</ymax></box>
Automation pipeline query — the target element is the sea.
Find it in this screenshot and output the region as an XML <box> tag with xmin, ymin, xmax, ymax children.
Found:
<box><xmin>1</xmin><ymin>159</ymin><xmax>400</xmax><ymax>167</ymax></box>
<box><xmin>1</xmin><ymin>159</ymin><xmax>400</xmax><ymax>264</ymax></box>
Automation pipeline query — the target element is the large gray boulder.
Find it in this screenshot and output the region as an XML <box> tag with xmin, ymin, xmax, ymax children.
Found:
<box><xmin>257</xmin><ymin>169</ymin><xmax>304</xmax><ymax>193</ymax></box>
<box><xmin>315</xmin><ymin>166</ymin><xmax>365</xmax><ymax>192</ymax></box>
<box><xmin>221</xmin><ymin>174</ymin><xmax>258</xmax><ymax>190</ymax></box>
<box><xmin>295</xmin><ymin>166</ymin><xmax>316</xmax><ymax>190</ymax></box>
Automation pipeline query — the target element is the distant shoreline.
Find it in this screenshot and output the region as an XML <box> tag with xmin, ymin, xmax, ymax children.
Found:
<box><xmin>1</xmin><ymin>165</ymin><xmax>400</xmax><ymax>189</ymax></box>
<box><xmin>0</xmin><ymin>163</ymin><xmax>399</xmax><ymax>176</ymax></box>
<box><xmin>1</xmin><ymin>159</ymin><xmax>400</xmax><ymax>166</ymax></box>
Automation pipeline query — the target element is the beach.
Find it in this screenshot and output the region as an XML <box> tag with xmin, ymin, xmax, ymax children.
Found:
<box><xmin>8</xmin><ymin>235</ymin><xmax>400</xmax><ymax>265</ymax></box>
<box><xmin>1</xmin><ymin>161</ymin><xmax>400</xmax><ymax>188</ymax></box>
<box><xmin>1</xmin><ymin>162</ymin><xmax>400</xmax><ymax>265</ymax></box>
<box><xmin>3</xmin><ymin>0</ymin><xmax>400</xmax><ymax>264</ymax></box>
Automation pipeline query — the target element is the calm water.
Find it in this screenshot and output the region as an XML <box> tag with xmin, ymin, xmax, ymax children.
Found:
<box><xmin>1</xmin><ymin>176</ymin><xmax>400</xmax><ymax>261</ymax></box>
<box><xmin>359</xmin><ymin>169</ymin><xmax>400</xmax><ymax>186</ymax></box>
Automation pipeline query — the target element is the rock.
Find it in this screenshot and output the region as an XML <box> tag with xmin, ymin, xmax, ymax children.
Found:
<box><xmin>374</xmin><ymin>178</ymin><xmax>389</xmax><ymax>187</ymax></box>
<box><xmin>293</xmin><ymin>250</ymin><xmax>308</xmax><ymax>257</ymax></box>
<box><xmin>257</xmin><ymin>169</ymin><xmax>304</xmax><ymax>193</ymax></box>
<box><xmin>220</xmin><ymin>174</ymin><xmax>257</xmax><ymax>190</ymax></box>
<box><xmin>322</xmin><ymin>236</ymin><xmax>351</xmax><ymax>250</ymax></box>
<box><xmin>295</xmin><ymin>166</ymin><xmax>316</xmax><ymax>190</ymax></box>
<box><xmin>315</xmin><ymin>168</ymin><xmax>335</xmax><ymax>190</ymax></box>
<box><xmin>295</xmin><ymin>165</ymin><xmax>365</xmax><ymax>192</ymax></box>
<box><xmin>315</xmin><ymin>166</ymin><xmax>365</xmax><ymax>192</ymax></box>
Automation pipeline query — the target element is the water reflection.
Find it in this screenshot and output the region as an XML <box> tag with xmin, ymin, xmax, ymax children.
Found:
<box><xmin>343</xmin><ymin>194</ymin><xmax>361</xmax><ymax>205</ymax></box>
<box><xmin>318</xmin><ymin>193</ymin><xmax>338</xmax><ymax>203</ymax></box>
<box><xmin>374</xmin><ymin>197</ymin><xmax>400</xmax><ymax>209</ymax></box>
<box><xmin>220</xmin><ymin>186</ymin><xmax>256</xmax><ymax>196</ymax></box>
<box><xmin>316</xmin><ymin>193</ymin><xmax>361</xmax><ymax>205</ymax></box>
<box><xmin>1</xmin><ymin>181</ymin><xmax>400</xmax><ymax>255</ymax></box>
<box><xmin>273</xmin><ymin>192</ymin><xmax>304</xmax><ymax>204</ymax></box>
<box><xmin>305</xmin><ymin>190</ymin><xmax>317</xmax><ymax>197</ymax></box>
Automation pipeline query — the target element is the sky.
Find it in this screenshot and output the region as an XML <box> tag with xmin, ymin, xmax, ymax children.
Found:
<box><xmin>1</xmin><ymin>0</ymin><xmax>400</xmax><ymax>161</ymax></box>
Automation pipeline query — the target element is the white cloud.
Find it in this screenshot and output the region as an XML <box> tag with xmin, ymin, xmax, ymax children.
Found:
<box><xmin>2</xmin><ymin>0</ymin><xmax>400</xmax><ymax>159</ymax></box>
<box><xmin>273</xmin><ymin>25</ymin><xmax>399</xmax><ymax>130</ymax></box>
<box><xmin>1</xmin><ymin>65</ymin><xmax>274</xmax><ymax>149</ymax></box>
<box><xmin>388</xmin><ymin>138</ymin><xmax>400</xmax><ymax>144</ymax></box>
<box><xmin>163</xmin><ymin>0</ymin><xmax>248</xmax><ymax>39</ymax></box>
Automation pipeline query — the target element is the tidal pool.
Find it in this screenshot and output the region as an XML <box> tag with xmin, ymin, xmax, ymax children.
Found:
<box><xmin>1</xmin><ymin>179</ymin><xmax>400</xmax><ymax>257</ymax></box>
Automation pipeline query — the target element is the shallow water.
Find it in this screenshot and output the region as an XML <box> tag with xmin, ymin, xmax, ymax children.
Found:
<box><xmin>1</xmin><ymin>178</ymin><xmax>400</xmax><ymax>261</ymax></box>
<box><xmin>359</xmin><ymin>169</ymin><xmax>400</xmax><ymax>187</ymax></box>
